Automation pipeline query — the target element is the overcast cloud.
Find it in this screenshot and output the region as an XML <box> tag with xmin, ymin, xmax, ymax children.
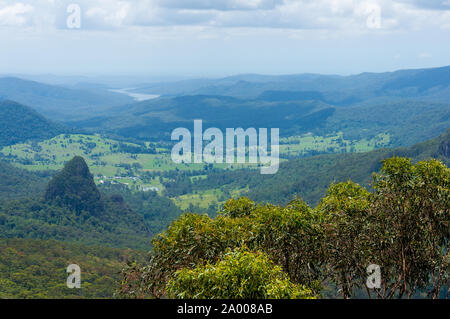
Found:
<box><xmin>0</xmin><ymin>0</ymin><xmax>449</xmax><ymax>76</ymax></box>
<box><xmin>0</xmin><ymin>0</ymin><xmax>447</xmax><ymax>29</ymax></box>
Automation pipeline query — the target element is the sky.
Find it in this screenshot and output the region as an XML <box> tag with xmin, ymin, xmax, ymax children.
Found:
<box><xmin>0</xmin><ymin>0</ymin><xmax>449</xmax><ymax>78</ymax></box>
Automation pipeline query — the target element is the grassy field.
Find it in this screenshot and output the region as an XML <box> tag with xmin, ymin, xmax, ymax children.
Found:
<box><xmin>279</xmin><ymin>132</ymin><xmax>390</xmax><ymax>157</ymax></box>
<box><xmin>1</xmin><ymin>132</ymin><xmax>389</xmax><ymax>173</ymax></box>
<box><xmin>1</xmin><ymin>134</ymin><xmax>191</xmax><ymax>172</ymax></box>
<box><xmin>0</xmin><ymin>134</ymin><xmax>255</xmax><ymax>192</ymax></box>
<box><xmin>0</xmin><ymin>134</ymin><xmax>259</xmax><ymax>169</ymax></box>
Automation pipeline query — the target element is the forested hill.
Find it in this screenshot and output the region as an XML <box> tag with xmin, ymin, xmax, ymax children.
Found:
<box><xmin>44</xmin><ymin>156</ymin><xmax>105</xmax><ymax>215</ymax></box>
<box><xmin>0</xmin><ymin>238</ymin><xmax>145</xmax><ymax>298</ymax></box>
<box><xmin>0</xmin><ymin>156</ymin><xmax>151</xmax><ymax>249</ymax></box>
<box><xmin>0</xmin><ymin>77</ymin><xmax>134</xmax><ymax>119</ymax></box>
<box><xmin>131</xmin><ymin>65</ymin><xmax>450</xmax><ymax>102</ymax></box>
<box><xmin>191</xmin><ymin>129</ymin><xmax>450</xmax><ymax>206</ymax></box>
<box><xmin>0</xmin><ymin>100</ymin><xmax>66</xmax><ymax>147</ymax></box>
<box><xmin>71</xmin><ymin>91</ymin><xmax>450</xmax><ymax>148</ymax></box>
<box><xmin>72</xmin><ymin>95</ymin><xmax>334</xmax><ymax>141</ymax></box>
<box><xmin>0</xmin><ymin>160</ymin><xmax>50</xmax><ymax>200</ymax></box>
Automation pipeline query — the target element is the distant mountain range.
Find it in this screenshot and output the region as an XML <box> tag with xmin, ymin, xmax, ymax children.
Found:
<box><xmin>0</xmin><ymin>77</ymin><xmax>134</xmax><ymax>120</ymax></box>
<box><xmin>70</xmin><ymin>95</ymin><xmax>335</xmax><ymax>141</ymax></box>
<box><xmin>1</xmin><ymin>65</ymin><xmax>449</xmax><ymax>150</ymax></box>
<box><xmin>69</xmin><ymin>96</ymin><xmax>449</xmax><ymax>149</ymax></box>
<box><xmin>60</xmin><ymin>65</ymin><xmax>449</xmax><ymax>147</ymax></box>
<box><xmin>131</xmin><ymin>65</ymin><xmax>450</xmax><ymax>103</ymax></box>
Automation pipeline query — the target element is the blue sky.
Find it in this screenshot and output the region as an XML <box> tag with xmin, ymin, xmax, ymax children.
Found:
<box><xmin>0</xmin><ymin>0</ymin><xmax>449</xmax><ymax>77</ymax></box>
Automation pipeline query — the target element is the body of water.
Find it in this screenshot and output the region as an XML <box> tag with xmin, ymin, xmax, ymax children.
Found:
<box><xmin>110</xmin><ymin>88</ymin><xmax>160</xmax><ymax>101</ymax></box>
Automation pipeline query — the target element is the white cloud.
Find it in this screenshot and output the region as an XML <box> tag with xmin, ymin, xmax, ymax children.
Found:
<box><xmin>0</xmin><ymin>0</ymin><xmax>449</xmax><ymax>32</ymax></box>
<box><xmin>0</xmin><ymin>2</ymin><xmax>33</xmax><ymax>26</ymax></box>
<box><xmin>156</xmin><ymin>0</ymin><xmax>283</xmax><ymax>11</ymax></box>
<box><xmin>393</xmin><ymin>0</ymin><xmax>450</xmax><ymax>10</ymax></box>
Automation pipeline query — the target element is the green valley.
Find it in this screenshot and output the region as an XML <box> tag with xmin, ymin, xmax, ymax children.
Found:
<box><xmin>0</xmin><ymin>131</ymin><xmax>393</xmax><ymax>211</ymax></box>
<box><xmin>0</xmin><ymin>65</ymin><xmax>449</xmax><ymax>300</ymax></box>
<box><xmin>279</xmin><ymin>132</ymin><xmax>390</xmax><ymax>158</ymax></box>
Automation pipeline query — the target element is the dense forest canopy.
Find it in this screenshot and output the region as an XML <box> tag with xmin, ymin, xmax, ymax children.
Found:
<box><xmin>0</xmin><ymin>100</ymin><xmax>66</xmax><ymax>147</ymax></box>
<box><xmin>118</xmin><ymin>157</ymin><xmax>449</xmax><ymax>299</ymax></box>
<box><xmin>0</xmin><ymin>238</ymin><xmax>144</xmax><ymax>299</ymax></box>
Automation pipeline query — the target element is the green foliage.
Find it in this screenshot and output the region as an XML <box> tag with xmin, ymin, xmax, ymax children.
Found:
<box><xmin>367</xmin><ymin>157</ymin><xmax>449</xmax><ymax>298</ymax></box>
<box><xmin>0</xmin><ymin>160</ymin><xmax>50</xmax><ymax>200</ymax></box>
<box><xmin>119</xmin><ymin>157</ymin><xmax>449</xmax><ymax>299</ymax></box>
<box><xmin>0</xmin><ymin>238</ymin><xmax>145</xmax><ymax>299</ymax></box>
<box><xmin>117</xmin><ymin>197</ymin><xmax>325</xmax><ymax>298</ymax></box>
<box><xmin>252</xmin><ymin>198</ymin><xmax>325</xmax><ymax>294</ymax></box>
<box><xmin>167</xmin><ymin>247</ymin><xmax>315</xmax><ymax>299</ymax></box>
<box><xmin>0</xmin><ymin>156</ymin><xmax>151</xmax><ymax>250</ymax></box>
<box><xmin>99</xmin><ymin>183</ymin><xmax>182</xmax><ymax>235</ymax></box>
<box><xmin>117</xmin><ymin>212</ymin><xmax>256</xmax><ymax>298</ymax></box>
<box><xmin>315</xmin><ymin>159</ymin><xmax>449</xmax><ymax>298</ymax></box>
<box><xmin>220</xmin><ymin>197</ymin><xmax>256</xmax><ymax>218</ymax></box>
<box><xmin>0</xmin><ymin>100</ymin><xmax>65</xmax><ymax>147</ymax></box>
<box><xmin>45</xmin><ymin>156</ymin><xmax>104</xmax><ymax>214</ymax></box>
<box><xmin>316</xmin><ymin>181</ymin><xmax>371</xmax><ymax>298</ymax></box>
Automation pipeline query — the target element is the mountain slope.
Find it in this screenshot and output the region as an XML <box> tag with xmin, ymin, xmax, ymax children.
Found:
<box><xmin>250</xmin><ymin>128</ymin><xmax>450</xmax><ymax>205</ymax></box>
<box><xmin>0</xmin><ymin>77</ymin><xmax>134</xmax><ymax>119</ymax></box>
<box><xmin>0</xmin><ymin>160</ymin><xmax>49</xmax><ymax>200</ymax></box>
<box><xmin>71</xmin><ymin>95</ymin><xmax>334</xmax><ymax>140</ymax></box>
<box><xmin>71</xmin><ymin>91</ymin><xmax>450</xmax><ymax>149</ymax></box>
<box><xmin>0</xmin><ymin>238</ymin><xmax>145</xmax><ymax>298</ymax></box>
<box><xmin>131</xmin><ymin>66</ymin><xmax>450</xmax><ymax>103</ymax></box>
<box><xmin>320</xmin><ymin>100</ymin><xmax>450</xmax><ymax>146</ymax></box>
<box><xmin>45</xmin><ymin>156</ymin><xmax>104</xmax><ymax>215</ymax></box>
<box><xmin>190</xmin><ymin>129</ymin><xmax>450</xmax><ymax>206</ymax></box>
<box><xmin>0</xmin><ymin>156</ymin><xmax>151</xmax><ymax>249</ymax></box>
<box><xmin>0</xmin><ymin>238</ymin><xmax>145</xmax><ymax>299</ymax></box>
<box><xmin>0</xmin><ymin>100</ymin><xmax>66</xmax><ymax>147</ymax></box>
<box><xmin>67</xmin><ymin>66</ymin><xmax>450</xmax><ymax>147</ymax></box>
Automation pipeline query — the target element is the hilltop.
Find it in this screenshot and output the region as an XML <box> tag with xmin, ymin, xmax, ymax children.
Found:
<box><xmin>0</xmin><ymin>77</ymin><xmax>134</xmax><ymax>120</ymax></box>
<box><xmin>0</xmin><ymin>156</ymin><xmax>151</xmax><ymax>249</ymax></box>
<box><xmin>131</xmin><ymin>65</ymin><xmax>450</xmax><ymax>102</ymax></box>
<box><xmin>0</xmin><ymin>100</ymin><xmax>66</xmax><ymax>147</ymax></box>
<box><xmin>45</xmin><ymin>156</ymin><xmax>104</xmax><ymax>214</ymax></box>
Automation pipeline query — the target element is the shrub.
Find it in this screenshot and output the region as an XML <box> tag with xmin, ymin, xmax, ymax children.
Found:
<box><xmin>167</xmin><ymin>247</ymin><xmax>315</xmax><ymax>299</ymax></box>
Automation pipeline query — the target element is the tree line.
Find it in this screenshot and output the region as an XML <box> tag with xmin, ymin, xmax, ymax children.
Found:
<box><xmin>117</xmin><ymin>157</ymin><xmax>449</xmax><ymax>299</ymax></box>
